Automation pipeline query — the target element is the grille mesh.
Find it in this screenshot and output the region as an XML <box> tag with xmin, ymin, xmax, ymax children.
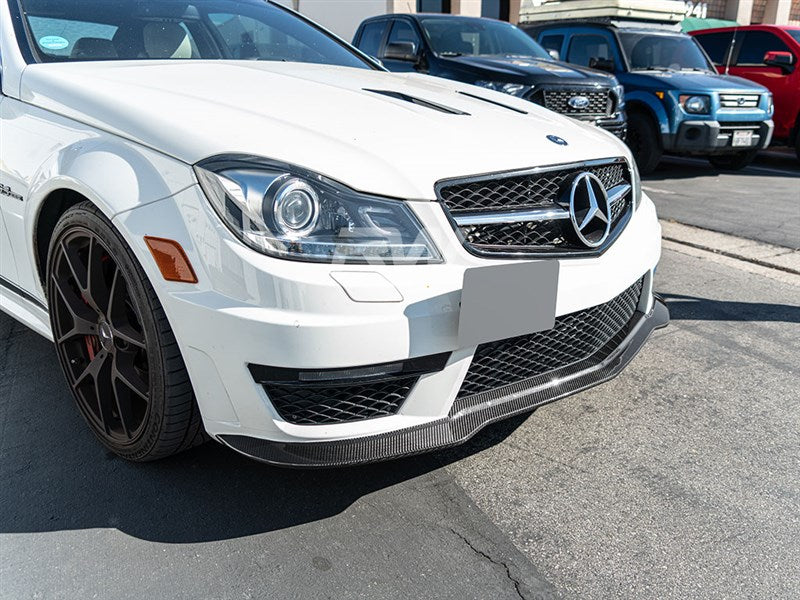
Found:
<box><xmin>540</xmin><ymin>89</ymin><xmax>612</xmax><ymax>115</ymax></box>
<box><xmin>439</xmin><ymin>162</ymin><xmax>627</xmax><ymax>214</ymax></box>
<box><xmin>458</xmin><ymin>278</ymin><xmax>643</xmax><ymax>399</ymax></box>
<box><xmin>265</xmin><ymin>377</ymin><xmax>417</xmax><ymax>425</ymax></box>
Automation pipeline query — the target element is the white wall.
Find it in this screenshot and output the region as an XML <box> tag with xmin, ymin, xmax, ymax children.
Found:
<box><xmin>293</xmin><ymin>0</ymin><xmax>413</xmax><ymax>42</ymax></box>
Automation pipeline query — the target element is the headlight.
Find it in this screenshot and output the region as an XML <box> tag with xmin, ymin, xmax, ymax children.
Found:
<box><xmin>679</xmin><ymin>94</ymin><xmax>710</xmax><ymax>114</ymax></box>
<box><xmin>613</xmin><ymin>83</ymin><xmax>625</xmax><ymax>103</ymax></box>
<box><xmin>474</xmin><ymin>81</ymin><xmax>530</xmax><ymax>97</ymax></box>
<box><xmin>195</xmin><ymin>158</ymin><xmax>442</xmax><ymax>264</ymax></box>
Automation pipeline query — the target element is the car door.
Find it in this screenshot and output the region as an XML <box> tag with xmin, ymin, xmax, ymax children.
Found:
<box><xmin>728</xmin><ymin>30</ymin><xmax>796</xmax><ymax>139</ymax></box>
<box><xmin>0</xmin><ymin>60</ymin><xmax>20</xmax><ymax>285</ymax></box>
<box><xmin>380</xmin><ymin>18</ymin><xmax>424</xmax><ymax>73</ymax></box>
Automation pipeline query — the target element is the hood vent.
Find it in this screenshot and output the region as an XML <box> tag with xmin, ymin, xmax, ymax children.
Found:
<box><xmin>363</xmin><ymin>89</ymin><xmax>469</xmax><ymax>115</ymax></box>
<box><xmin>458</xmin><ymin>91</ymin><xmax>529</xmax><ymax>115</ymax></box>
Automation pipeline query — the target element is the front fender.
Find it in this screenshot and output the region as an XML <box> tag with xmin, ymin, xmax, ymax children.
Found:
<box><xmin>625</xmin><ymin>91</ymin><xmax>671</xmax><ymax>136</ymax></box>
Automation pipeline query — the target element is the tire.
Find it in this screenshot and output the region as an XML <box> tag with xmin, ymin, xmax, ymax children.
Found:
<box><xmin>46</xmin><ymin>201</ymin><xmax>206</xmax><ymax>461</ymax></box>
<box><xmin>708</xmin><ymin>149</ymin><xmax>758</xmax><ymax>171</ymax></box>
<box><xmin>626</xmin><ymin>111</ymin><xmax>662</xmax><ymax>175</ymax></box>
<box><xmin>795</xmin><ymin>135</ymin><xmax>800</xmax><ymax>164</ymax></box>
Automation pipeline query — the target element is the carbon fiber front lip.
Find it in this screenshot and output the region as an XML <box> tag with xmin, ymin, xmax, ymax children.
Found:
<box><xmin>219</xmin><ymin>299</ymin><xmax>669</xmax><ymax>468</ymax></box>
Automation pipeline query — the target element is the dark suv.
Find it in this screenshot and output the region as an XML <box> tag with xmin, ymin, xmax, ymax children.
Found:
<box><xmin>353</xmin><ymin>14</ymin><xmax>626</xmax><ymax>137</ymax></box>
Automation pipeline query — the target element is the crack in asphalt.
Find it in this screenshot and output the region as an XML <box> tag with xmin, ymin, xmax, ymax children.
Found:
<box><xmin>449</xmin><ymin>527</ymin><xmax>527</xmax><ymax>600</ymax></box>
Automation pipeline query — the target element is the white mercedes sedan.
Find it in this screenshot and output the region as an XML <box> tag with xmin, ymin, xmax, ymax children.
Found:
<box><xmin>0</xmin><ymin>0</ymin><xmax>667</xmax><ymax>466</ymax></box>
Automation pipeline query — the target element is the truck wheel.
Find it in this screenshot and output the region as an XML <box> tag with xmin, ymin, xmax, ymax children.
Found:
<box><xmin>708</xmin><ymin>150</ymin><xmax>757</xmax><ymax>171</ymax></box>
<box><xmin>795</xmin><ymin>135</ymin><xmax>800</xmax><ymax>163</ymax></box>
<box><xmin>626</xmin><ymin>112</ymin><xmax>662</xmax><ymax>175</ymax></box>
<box><xmin>47</xmin><ymin>201</ymin><xmax>206</xmax><ymax>461</ymax></box>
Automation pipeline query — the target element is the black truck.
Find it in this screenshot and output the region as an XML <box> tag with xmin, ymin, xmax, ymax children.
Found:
<box><xmin>353</xmin><ymin>13</ymin><xmax>627</xmax><ymax>138</ymax></box>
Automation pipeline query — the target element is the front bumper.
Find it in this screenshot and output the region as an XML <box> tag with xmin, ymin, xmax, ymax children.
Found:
<box><xmin>220</xmin><ymin>297</ymin><xmax>668</xmax><ymax>467</ymax></box>
<box><xmin>668</xmin><ymin>119</ymin><xmax>774</xmax><ymax>154</ymax></box>
<box><xmin>114</xmin><ymin>185</ymin><xmax>664</xmax><ymax>466</ymax></box>
<box><xmin>586</xmin><ymin>111</ymin><xmax>627</xmax><ymax>140</ymax></box>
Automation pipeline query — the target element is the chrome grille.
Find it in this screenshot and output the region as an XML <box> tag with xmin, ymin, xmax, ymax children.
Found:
<box><xmin>437</xmin><ymin>159</ymin><xmax>632</xmax><ymax>257</ymax></box>
<box><xmin>458</xmin><ymin>278</ymin><xmax>643</xmax><ymax>399</ymax></box>
<box><xmin>720</xmin><ymin>93</ymin><xmax>760</xmax><ymax>108</ymax></box>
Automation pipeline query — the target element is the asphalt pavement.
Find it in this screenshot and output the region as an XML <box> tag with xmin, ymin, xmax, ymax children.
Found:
<box><xmin>1</xmin><ymin>153</ymin><xmax>799</xmax><ymax>600</ymax></box>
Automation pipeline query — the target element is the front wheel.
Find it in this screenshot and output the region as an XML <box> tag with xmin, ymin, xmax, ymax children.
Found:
<box><xmin>626</xmin><ymin>112</ymin><xmax>662</xmax><ymax>175</ymax></box>
<box><xmin>708</xmin><ymin>150</ymin><xmax>758</xmax><ymax>171</ymax></box>
<box><xmin>47</xmin><ymin>202</ymin><xmax>206</xmax><ymax>461</ymax></box>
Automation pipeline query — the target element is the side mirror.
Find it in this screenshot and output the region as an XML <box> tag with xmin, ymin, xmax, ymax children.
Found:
<box><xmin>589</xmin><ymin>57</ymin><xmax>615</xmax><ymax>73</ymax></box>
<box><xmin>548</xmin><ymin>49</ymin><xmax>560</xmax><ymax>61</ymax></box>
<box><xmin>384</xmin><ymin>41</ymin><xmax>419</xmax><ymax>63</ymax></box>
<box><xmin>764</xmin><ymin>50</ymin><xmax>794</xmax><ymax>73</ymax></box>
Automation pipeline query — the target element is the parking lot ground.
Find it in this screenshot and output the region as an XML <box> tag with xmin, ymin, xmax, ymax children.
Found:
<box><xmin>2</xmin><ymin>156</ymin><xmax>800</xmax><ymax>600</ymax></box>
<box><xmin>644</xmin><ymin>154</ymin><xmax>800</xmax><ymax>249</ymax></box>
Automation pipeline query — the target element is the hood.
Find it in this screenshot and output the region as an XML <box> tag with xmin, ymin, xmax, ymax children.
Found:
<box><xmin>624</xmin><ymin>70</ymin><xmax>769</xmax><ymax>93</ymax></box>
<box><xmin>20</xmin><ymin>60</ymin><xmax>629</xmax><ymax>200</ymax></box>
<box><xmin>443</xmin><ymin>55</ymin><xmax>615</xmax><ymax>86</ymax></box>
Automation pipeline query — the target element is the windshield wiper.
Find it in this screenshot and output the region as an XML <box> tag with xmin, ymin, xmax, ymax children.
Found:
<box><xmin>440</xmin><ymin>51</ymin><xmax>463</xmax><ymax>57</ymax></box>
<box><xmin>680</xmin><ymin>67</ymin><xmax>710</xmax><ymax>72</ymax></box>
<box><xmin>631</xmin><ymin>66</ymin><xmax>673</xmax><ymax>72</ymax></box>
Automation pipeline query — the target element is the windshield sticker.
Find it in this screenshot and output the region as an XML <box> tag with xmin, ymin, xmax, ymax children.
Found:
<box><xmin>39</xmin><ymin>36</ymin><xmax>70</xmax><ymax>51</ymax></box>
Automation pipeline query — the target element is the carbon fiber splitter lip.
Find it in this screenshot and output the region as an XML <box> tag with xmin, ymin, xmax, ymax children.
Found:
<box><xmin>219</xmin><ymin>299</ymin><xmax>669</xmax><ymax>468</ymax></box>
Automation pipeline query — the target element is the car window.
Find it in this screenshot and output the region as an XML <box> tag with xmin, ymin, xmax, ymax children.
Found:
<box><xmin>694</xmin><ymin>31</ymin><xmax>734</xmax><ymax>65</ymax></box>
<box><xmin>357</xmin><ymin>21</ymin><xmax>388</xmax><ymax>57</ymax></box>
<box><xmin>420</xmin><ymin>17</ymin><xmax>550</xmax><ymax>59</ymax></box>
<box><xmin>788</xmin><ymin>30</ymin><xmax>800</xmax><ymax>45</ymax></box>
<box><xmin>736</xmin><ymin>31</ymin><xmax>792</xmax><ymax>65</ymax></box>
<box><xmin>567</xmin><ymin>34</ymin><xmax>612</xmax><ymax>67</ymax></box>
<box><xmin>386</xmin><ymin>20</ymin><xmax>421</xmax><ymax>51</ymax></box>
<box><xmin>27</xmin><ymin>16</ymin><xmax>119</xmax><ymax>58</ymax></box>
<box><xmin>619</xmin><ymin>32</ymin><xmax>712</xmax><ymax>71</ymax></box>
<box><xmin>540</xmin><ymin>34</ymin><xmax>564</xmax><ymax>55</ymax></box>
<box><xmin>18</xmin><ymin>0</ymin><xmax>371</xmax><ymax>68</ymax></box>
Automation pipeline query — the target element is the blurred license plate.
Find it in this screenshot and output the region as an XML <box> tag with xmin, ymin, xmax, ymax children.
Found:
<box><xmin>458</xmin><ymin>262</ymin><xmax>559</xmax><ymax>348</ymax></box>
<box><xmin>732</xmin><ymin>130</ymin><xmax>753</xmax><ymax>147</ymax></box>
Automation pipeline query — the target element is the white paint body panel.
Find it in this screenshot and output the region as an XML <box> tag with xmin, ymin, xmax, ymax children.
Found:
<box><xmin>0</xmin><ymin>3</ymin><xmax>662</xmax><ymax>446</ymax></box>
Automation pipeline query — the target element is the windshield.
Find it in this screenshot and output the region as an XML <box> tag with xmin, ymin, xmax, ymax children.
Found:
<box><xmin>619</xmin><ymin>32</ymin><xmax>713</xmax><ymax>72</ymax></box>
<box><xmin>17</xmin><ymin>0</ymin><xmax>371</xmax><ymax>68</ymax></box>
<box><xmin>420</xmin><ymin>17</ymin><xmax>551</xmax><ymax>59</ymax></box>
<box><xmin>788</xmin><ymin>30</ymin><xmax>800</xmax><ymax>45</ymax></box>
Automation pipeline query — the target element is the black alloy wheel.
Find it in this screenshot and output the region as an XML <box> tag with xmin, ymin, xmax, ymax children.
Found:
<box><xmin>47</xmin><ymin>202</ymin><xmax>205</xmax><ymax>461</ymax></box>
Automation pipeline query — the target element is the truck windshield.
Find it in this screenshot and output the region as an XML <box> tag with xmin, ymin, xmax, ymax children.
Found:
<box><xmin>16</xmin><ymin>0</ymin><xmax>371</xmax><ymax>68</ymax></box>
<box><xmin>421</xmin><ymin>17</ymin><xmax>551</xmax><ymax>59</ymax></box>
<box><xmin>619</xmin><ymin>32</ymin><xmax>713</xmax><ymax>72</ymax></box>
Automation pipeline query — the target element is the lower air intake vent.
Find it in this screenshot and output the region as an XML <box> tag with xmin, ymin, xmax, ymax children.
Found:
<box><xmin>264</xmin><ymin>377</ymin><xmax>418</xmax><ymax>425</ymax></box>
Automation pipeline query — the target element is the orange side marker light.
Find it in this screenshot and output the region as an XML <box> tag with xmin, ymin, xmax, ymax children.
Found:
<box><xmin>144</xmin><ymin>236</ymin><xmax>198</xmax><ymax>284</ymax></box>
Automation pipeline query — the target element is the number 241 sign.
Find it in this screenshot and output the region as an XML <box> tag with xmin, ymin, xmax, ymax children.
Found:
<box><xmin>685</xmin><ymin>1</ymin><xmax>709</xmax><ymax>18</ymax></box>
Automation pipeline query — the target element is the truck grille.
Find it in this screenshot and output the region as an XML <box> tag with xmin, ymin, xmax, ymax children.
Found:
<box><xmin>530</xmin><ymin>88</ymin><xmax>613</xmax><ymax>116</ymax></box>
<box><xmin>264</xmin><ymin>377</ymin><xmax>417</xmax><ymax>425</ymax></box>
<box><xmin>720</xmin><ymin>93</ymin><xmax>760</xmax><ymax>108</ymax></box>
<box><xmin>437</xmin><ymin>159</ymin><xmax>632</xmax><ymax>257</ymax></box>
<box><xmin>457</xmin><ymin>278</ymin><xmax>643</xmax><ymax>399</ymax></box>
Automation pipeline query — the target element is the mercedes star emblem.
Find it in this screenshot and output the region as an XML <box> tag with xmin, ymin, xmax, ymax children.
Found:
<box><xmin>569</xmin><ymin>173</ymin><xmax>611</xmax><ymax>248</ymax></box>
<box><xmin>547</xmin><ymin>135</ymin><xmax>568</xmax><ymax>146</ymax></box>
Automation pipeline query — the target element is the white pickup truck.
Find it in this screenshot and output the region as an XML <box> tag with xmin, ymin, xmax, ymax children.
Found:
<box><xmin>0</xmin><ymin>0</ymin><xmax>667</xmax><ymax>466</ymax></box>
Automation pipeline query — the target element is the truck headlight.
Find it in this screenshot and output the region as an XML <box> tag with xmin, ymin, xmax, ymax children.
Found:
<box><xmin>474</xmin><ymin>81</ymin><xmax>530</xmax><ymax>97</ymax></box>
<box><xmin>613</xmin><ymin>83</ymin><xmax>625</xmax><ymax>103</ymax></box>
<box><xmin>195</xmin><ymin>158</ymin><xmax>442</xmax><ymax>264</ymax></box>
<box><xmin>679</xmin><ymin>94</ymin><xmax>710</xmax><ymax>114</ymax></box>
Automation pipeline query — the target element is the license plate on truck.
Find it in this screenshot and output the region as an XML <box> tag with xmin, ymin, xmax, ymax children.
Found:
<box><xmin>732</xmin><ymin>130</ymin><xmax>754</xmax><ymax>147</ymax></box>
<box><xmin>458</xmin><ymin>262</ymin><xmax>559</xmax><ymax>348</ymax></box>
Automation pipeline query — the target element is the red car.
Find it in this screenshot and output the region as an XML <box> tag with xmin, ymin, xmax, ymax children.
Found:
<box><xmin>692</xmin><ymin>25</ymin><xmax>800</xmax><ymax>161</ymax></box>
